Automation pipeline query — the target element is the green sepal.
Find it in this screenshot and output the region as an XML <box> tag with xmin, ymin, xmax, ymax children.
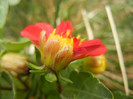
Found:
<box><xmin>45</xmin><ymin>73</ymin><xmax>57</xmax><ymax>83</ymax></box>
<box><xmin>26</xmin><ymin>62</ymin><xmax>43</xmax><ymax>70</ymax></box>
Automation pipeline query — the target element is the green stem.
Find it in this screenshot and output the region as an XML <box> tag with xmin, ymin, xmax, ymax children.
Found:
<box><xmin>54</xmin><ymin>71</ymin><xmax>62</xmax><ymax>93</ymax></box>
<box><xmin>0</xmin><ymin>28</ymin><xmax>3</xmax><ymax>38</ymax></box>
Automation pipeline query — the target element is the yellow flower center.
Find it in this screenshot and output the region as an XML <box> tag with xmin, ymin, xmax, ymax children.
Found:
<box><xmin>48</xmin><ymin>29</ymin><xmax>74</xmax><ymax>48</ymax></box>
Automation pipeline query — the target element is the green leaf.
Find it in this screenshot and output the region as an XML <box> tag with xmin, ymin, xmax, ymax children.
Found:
<box><xmin>25</xmin><ymin>74</ymin><xmax>41</xmax><ymax>98</ymax></box>
<box><xmin>30</xmin><ymin>70</ymin><xmax>47</xmax><ymax>73</ymax></box>
<box><xmin>26</xmin><ymin>62</ymin><xmax>42</xmax><ymax>70</ymax></box>
<box><xmin>1</xmin><ymin>71</ymin><xmax>12</xmax><ymax>84</ymax></box>
<box><xmin>0</xmin><ymin>71</ymin><xmax>16</xmax><ymax>99</ymax></box>
<box><xmin>40</xmin><ymin>76</ymin><xmax>60</xmax><ymax>99</ymax></box>
<box><xmin>60</xmin><ymin>59</ymin><xmax>82</xmax><ymax>78</ymax></box>
<box><xmin>9</xmin><ymin>0</ymin><xmax>21</xmax><ymax>6</ymax></box>
<box><xmin>47</xmin><ymin>91</ymin><xmax>60</xmax><ymax>99</ymax></box>
<box><xmin>0</xmin><ymin>0</ymin><xmax>8</xmax><ymax>29</ymax></box>
<box><xmin>59</xmin><ymin>72</ymin><xmax>73</xmax><ymax>84</ymax></box>
<box><xmin>35</xmin><ymin>48</ymin><xmax>42</xmax><ymax>65</ymax></box>
<box><xmin>0</xmin><ymin>91</ymin><xmax>12</xmax><ymax>99</ymax></box>
<box><xmin>0</xmin><ymin>38</ymin><xmax>30</xmax><ymax>51</ymax></box>
<box><xmin>113</xmin><ymin>91</ymin><xmax>133</xmax><ymax>99</ymax></box>
<box><xmin>0</xmin><ymin>50</ymin><xmax>6</xmax><ymax>59</ymax></box>
<box><xmin>45</xmin><ymin>73</ymin><xmax>57</xmax><ymax>83</ymax></box>
<box><xmin>62</xmin><ymin>71</ymin><xmax>113</xmax><ymax>99</ymax></box>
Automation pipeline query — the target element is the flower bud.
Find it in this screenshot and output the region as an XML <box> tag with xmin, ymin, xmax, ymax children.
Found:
<box><xmin>82</xmin><ymin>55</ymin><xmax>106</xmax><ymax>74</ymax></box>
<box><xmin>0</xmin><ymin>53</ymin><xmax>29</xmax><ymax>76</ymax></box>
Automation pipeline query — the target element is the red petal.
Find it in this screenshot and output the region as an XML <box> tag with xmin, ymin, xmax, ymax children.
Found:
<box><xmin>87</xmin><ymin>44</ymin><xmax>107</xmax><ymax>56</ymax></box>
<box><xmin>55</xmin><ymin>21</ymin><xmax>72</xmax><ymax>37</ymax></box>
<box><xmin>73</xmin><ymin>37</ymin><xmax>80</xmax><ymax>49</ymax></box>
<box><xmin>66</xmin><ymin>21</ymin><xmax>72</xmax><ymax>33</ymax></box>
<box><xmin>20</xmin><ymin>25</ymin><xmax>42</xmax><ymax>45</ymax></box>
<box><xmin>35</xmin><ymin>22</ymin><xmax>54</xmax><ymax>38</ymax></box>
<box><xmin>73</xmin><ymin>39</ymin><xmax>107</xmax><ymax>59</ymax></box>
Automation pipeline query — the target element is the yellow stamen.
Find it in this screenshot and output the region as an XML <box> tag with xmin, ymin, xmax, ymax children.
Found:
<box><xmin>79</xmin><ymin>38</ymin><xmax>85</xmax><ymax>45</ymax></box>
<box><xmin>66</xmin><ymin>30</ymin><xmax>70</xmax><ymax>37</ymax></box>
<box><xmin>48</xmin><ymin>29</ymin><xmax>73</xmax><ymax>48</ymax></box>
<box><xmin>77</xmin><ymin>35</ymin><xmax>80</xmax><ymax>39</ymax></box>
<box><xmin>81</xmin><ymin>38</ymin><xmax>85</xmax><ymax>42</ymax></box>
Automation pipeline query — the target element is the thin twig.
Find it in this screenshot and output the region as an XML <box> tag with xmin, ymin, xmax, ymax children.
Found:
<box><xmin>105</xmin><ymin>5</ymin><xmax>129</xmax><ymax>95</ymax></box>
<box><xmin>82</xmin><ymin>9</ymin><xmax>94</xmax><ymax>40</ymax></box>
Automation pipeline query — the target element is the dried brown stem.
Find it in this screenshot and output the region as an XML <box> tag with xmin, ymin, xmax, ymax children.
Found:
<box><xmin>105</xmin><ymin>5</ymin><xmax>129</xmax><ymax>95</ymax></box>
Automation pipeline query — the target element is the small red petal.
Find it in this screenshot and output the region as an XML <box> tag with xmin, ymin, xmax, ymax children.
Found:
<box><xmin>78</xmin><ymin>39</ymin><xmax>102</xmax><ymax>48</ymax></box>
<box><xmin>35</xmin><ymin>22</ymin><xmax>54</xmax><ymax>38</ymax></box>
<box><xmin>87</xmin><ymin>44</ymin><xmax>107</xmax><ymax>56</ymax></box>
<box><xmin>55</xmin><ymin>21</ymin><xmax>72</xmax><ymax>37</ymax></box>
<box><xmin>66</xmin><ymin>21</ymin><xmax>72</xmax><ymax>33</ymax></box>
<box><xmin>20</xmin><ymin>25</ymin><xmax>42</xmax><ymax>45</ymax></box>
<box><xmin>73</xmin><ymin>37</ymin><xmax>80</xmax><ymax>49</ymax></box>
<box><xmin>73</xmin><ymin>39</ymin><xmax>107</xmax><ymax>59</ymax></box>
<box><xmin>55</xmin><ymin>21</ymin><xmax>65</xmax><ymax>35</ymax></box>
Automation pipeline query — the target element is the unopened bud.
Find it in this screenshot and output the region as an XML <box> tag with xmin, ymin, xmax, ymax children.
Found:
<box><xmin>0</xmin><ymin>53</ymin><xmax>29</xmax><ymax>76</ymax></box>
<box><xmin>82</xmin><ymin>55</ymin><xmax>106</xmax><ymax>74</ymax></box>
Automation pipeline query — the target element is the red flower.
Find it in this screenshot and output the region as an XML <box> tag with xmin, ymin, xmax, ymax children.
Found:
<box><xmin>21</xmin><ymin>21</ymin><xmax>107</xmax><ymax>71</ymax></box>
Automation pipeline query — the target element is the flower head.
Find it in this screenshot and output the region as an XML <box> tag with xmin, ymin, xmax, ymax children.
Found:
<box><xmin>21</xmin><ymin>21</ymin><xmax>107</xmax><ymax>71</ymax></box>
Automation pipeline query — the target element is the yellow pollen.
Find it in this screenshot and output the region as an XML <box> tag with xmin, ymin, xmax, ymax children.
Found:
<box><xmin>66</xmin><ymin>30</ymin><xmax>70</xmax><ymax>37</ymax></box>
<box><xmin>48</xmin><ymin>29</ymin><xmax>73</xmax><ymax>48</ymax></box>
<box><xmin>77</xmin><ymin>35</ymin><xmax>80</xmax><ymax>39</ymax></box>
<box><xmin>81</xmin><ymin>38</ymin><xmax>85</xmax><ymax>42</ymax></box>
<box><xmin>79</xmin><ymin>38</ymin><xmax>85</xmax><ymax>45</ymax></box>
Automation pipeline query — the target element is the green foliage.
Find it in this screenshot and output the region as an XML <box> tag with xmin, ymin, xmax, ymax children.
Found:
<box><xmin>0</xmin><ymin>71</ymin><xmax>16</xmax><ymax>99</ymax></box>
<box><xmin>8</xmin><ymin>0</ymin><xmax>21</xmax><ymax>6</ymax></box>
<box><xmin>35</xmin><ymin>48</ymin><xmax>42</xmax><ymax>65</ymax></box>
<box><xmin>45</xmin><ymin>73</ymin><xmax>57</xmax><ymax>83</ymax></box>
<box><xmin>113</xmin><ymin>91</ymin><xmax>133</xmax><ymax>99</ymax></box>
<box><xmin>0</xmin><ymin>50</ymin><xmax>6</xmax><ymax>59</ymax></box>
<box><xmin>0</xmin><ymin>0</ymin><xmax>8</xmax><ymax>30</ymax></box>
<box><xmin>26</xmin><ymin>62</ymin><xmax>42</xmax><ymax>70</ymax></box>
<box><xmin>40</xmin><ymin>76</ymin><xmax>60</xmax><ymax>99</ymax></box>
<box><xmin>59</xmin><ymin>72</ymin><xmax>73</xmax><ymax>84</ymax></box>
<box><xmin>0</xmin><ymin>38</ymin><xmax>30</xmax><ymax>51</ymax></box>
<box><xmin>0</xmin><ymin>91</ymin><xmax>12</xmax><ymax>99</ymax></box>
<box><xmin>62</xmin><ymin>71</ymin><xmax>113</xmax><ymax>99</ymax></box>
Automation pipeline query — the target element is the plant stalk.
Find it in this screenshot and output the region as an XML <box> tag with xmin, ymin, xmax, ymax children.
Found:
<box><xmin>54</xmin><ymin>71</ymin><xmax>62</xmax><ymax>93</ymax></box>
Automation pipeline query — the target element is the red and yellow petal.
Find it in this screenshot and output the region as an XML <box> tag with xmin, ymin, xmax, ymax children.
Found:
<box><xmin>53</xmin><ymin>46</ymin><xmax>73</xmax><ymax>71</ymax></box>
<box><xmin>55</xmin><ymin>21</ymin><xmax>72</xmax><ymax>37</ymax></box>
<box><xmin>35</xmin><ymin>22</ymin><xmax>54</xmax><ymax>38</ymax></box>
